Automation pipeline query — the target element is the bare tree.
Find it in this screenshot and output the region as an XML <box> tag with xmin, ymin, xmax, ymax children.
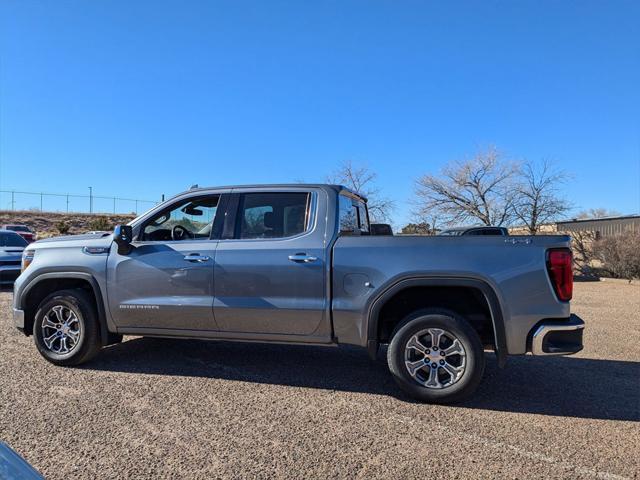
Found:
<box><xmin>414</xmin><ymin>147</ymin><xmax>519</xmax><ymax>227</ymax></box>
<box><xmin>327</xmin><ymin>160</ymin><xmax>394</xmax><ymax>222</ymax></box>
<box><xmin>594</xmin><ymin>232</ymin><xmax>640</xmax><ymax>281</ymax></box>
<box><xmin>577</xmin><ymin>208</ymin><xmax>622</xmax><ymax>219</ymax></box>
<box><xmin>512</xmin><ymin>160</ymin><xmax>572</xmax><ymax>234</ymax></box>
<box><xmin>567</xmin><ymin>230</ymin><xmax>598</xmax><ymax>276</ymax></box>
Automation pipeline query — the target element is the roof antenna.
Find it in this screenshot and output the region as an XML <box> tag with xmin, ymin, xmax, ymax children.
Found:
<box><xmin>190</xmin><ymin>184</ymin><xmax>199</xmax><ymax>190</ymax></box>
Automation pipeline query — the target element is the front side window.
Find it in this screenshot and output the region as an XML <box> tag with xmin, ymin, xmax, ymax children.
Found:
<box><xmin>142</xmin><ymin>195</ymin><xmax>220</xmax><ymax>241</ymax></box>
<box><xmin>239</xmin><ymin>192</ymin><xmax>311</xmax><ymax>239</ymax></box>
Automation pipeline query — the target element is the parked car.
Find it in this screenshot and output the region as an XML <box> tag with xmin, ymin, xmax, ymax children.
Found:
<box><xmin>438</xmin><ymin>226</ymin><xmax>509</xmax><ymax>236</ymax></box>
<box><xmin>0</xmin><ymin>442</ymin><xmax>43</xmax><ymax>479</ymax></box>
<box><xmin>2</xmin><ymin>224</ymin><xmax>36</xmax><ymax>243</ymax></box>
<box><xmin>370</xmin><ymin>223</ymin><xmax>394</xmax><ymax>235</ymax></box>
<box><xmin>0</xmin><ymin>230</ymin><xmax>28</xmax><ymax>287</ymax></box>
<box><xmin>11</xmin><ymin>184</ymin><xmax>583</xmax><ymax>403</ymax></box>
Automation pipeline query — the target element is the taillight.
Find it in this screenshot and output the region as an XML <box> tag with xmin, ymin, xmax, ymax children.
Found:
<box><xmin>547</xmin><ymin>248</ymin><xmax>573</xmax><ymax>301</ymax></box>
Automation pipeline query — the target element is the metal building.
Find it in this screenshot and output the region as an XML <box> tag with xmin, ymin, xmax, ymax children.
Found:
<box><xmin>555</xmin><ymin>215</ymin><xmax>640</xmax><ymax>238</ymax></box>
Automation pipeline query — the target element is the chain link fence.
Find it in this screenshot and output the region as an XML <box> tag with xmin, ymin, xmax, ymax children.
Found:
<box><xmin>0</xmin><ymin>190</ymin><xmax>161</xmax><ymax>215</ymax></box>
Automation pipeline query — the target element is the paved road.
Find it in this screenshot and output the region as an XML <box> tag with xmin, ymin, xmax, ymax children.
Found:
<box><xmin>1</xmin><ymin>282</ymin><xmax>638</xmax><ymax>479</ymax></box>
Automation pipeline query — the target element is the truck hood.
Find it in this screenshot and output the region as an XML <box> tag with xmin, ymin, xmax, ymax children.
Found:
<box><xmin>29</xmin><ymin>232</ymin><xmax>114</xmax><ymax>250</ymax></box>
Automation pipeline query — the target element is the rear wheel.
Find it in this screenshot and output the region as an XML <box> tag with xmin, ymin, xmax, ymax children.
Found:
<box><xmin>33</xmin><ymin>289</ymin><xmax>102</xmax><ymax>366</ymax></box>
<box><xmin>387</xmin><ymin>309</ymin><xmax>485</xmax><ymax>403</ymax></box>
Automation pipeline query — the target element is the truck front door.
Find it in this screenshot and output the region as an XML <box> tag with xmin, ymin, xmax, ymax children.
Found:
<box><xmin>106</xmin><ymin>193</ymin><xmax>223</xmax><ymax>331</ymax></box>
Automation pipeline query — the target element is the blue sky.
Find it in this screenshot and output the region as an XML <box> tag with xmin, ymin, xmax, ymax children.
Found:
<box><xmin>1</xmin><ymin>0</ymin><xmax>639</xmax><ymax>224</ymax></box>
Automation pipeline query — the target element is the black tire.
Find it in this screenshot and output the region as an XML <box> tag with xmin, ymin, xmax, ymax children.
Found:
<box><xmin>33</xmin><ymin>289</ymin><xmax>102</xmax><ymax>366</ymax></box>
<box><xmin>387</xmin><ymin>308</ymin><xmax>485</xmax><ymax>404</ymax></box>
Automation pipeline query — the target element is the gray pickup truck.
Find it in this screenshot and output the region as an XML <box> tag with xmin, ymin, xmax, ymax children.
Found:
<box><xmin>12</xmin><ymin>184</ymin><xmax>584</xmax><ymax>403</ymax></box>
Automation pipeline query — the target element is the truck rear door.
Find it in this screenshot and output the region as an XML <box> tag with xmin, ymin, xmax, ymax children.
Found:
<box><xmin>212</xmin><ymin>188</ymin><xmax>332</xmax><ymax>340</ymax></box>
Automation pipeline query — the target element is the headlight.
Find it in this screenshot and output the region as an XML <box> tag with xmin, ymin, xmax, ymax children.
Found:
<box><xmin>21</xmin><ymin>250</ymin><xmax>35</xmax><ymax>272</ymax></box>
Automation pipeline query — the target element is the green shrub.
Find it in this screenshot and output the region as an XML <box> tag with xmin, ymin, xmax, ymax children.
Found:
<box><xmin>55</xmin><ymin>221</ymin><xmax>70</xmax><ymax>234</ymax></box>
<box><xmin>88</xmin><ymin>216</ymin><xmax>112</xmax><ymax>232</ymax></box>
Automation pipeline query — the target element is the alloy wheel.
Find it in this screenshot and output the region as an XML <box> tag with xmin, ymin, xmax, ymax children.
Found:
<box><xmin>40</xmin><ymin>305</ymin><xmax>82</xmax><ymax>355</ymax></box>
<box><xmin>404</xmin><ymin>328</ymin><xmax>467</xmax><ymax>389</ymax></box>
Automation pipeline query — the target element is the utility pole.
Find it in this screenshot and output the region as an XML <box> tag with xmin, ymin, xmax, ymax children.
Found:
<box><xmin>66</xmin><ymin>194</ymin><xmax>69</xmax><ymax>213</ymax></box>
<box><xmin>11</xmin><ymin>191</ymin><xmax>15</xmax><ymax>211</ymax></box>
<box><xmin>88</xmin><ymin>187</ymin><xmax>93</xmax><ymax>214</ymax></box>
<box><xmin>40</xmin><ymin>193</ymin><xmax>43</xmax><ymax>211</ymax></box>
<box><xmin>113</xmin><ymin>197</ymin><xmax>116</xmax><ymax>214</ymax></box>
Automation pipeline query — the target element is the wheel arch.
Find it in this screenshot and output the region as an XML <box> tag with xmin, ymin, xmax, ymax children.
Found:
<box><xmin>19</xmin><ymin>272</ymin><xmax>111</xmax><ymax>345</ymax></box>
<box><xmin>366</xmin><ymin>277</ymin><xmax>507</xmax><ymax>367</ymax></box>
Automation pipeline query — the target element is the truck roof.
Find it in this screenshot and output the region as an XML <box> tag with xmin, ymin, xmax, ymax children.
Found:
<box><xmin>184</xmin><ymin>183</ymin><xmax>367</xmax><ymax>201</ymax></box>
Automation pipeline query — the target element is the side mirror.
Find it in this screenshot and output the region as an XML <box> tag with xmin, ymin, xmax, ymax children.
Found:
<box><xmin>113</xmin><ymin>225</ymin><xmax>134</xmax><ymax>255</ymax></box>
<box><xmin>370</xmin><ymin>223</ymin><xmax>393</xmax><ymax>236</ymax></box>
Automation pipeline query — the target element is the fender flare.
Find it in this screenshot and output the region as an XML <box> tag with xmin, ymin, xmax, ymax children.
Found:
<box><xmin>366</xmin><ymin>277</ymin><xmax>507</xmax><ymax>367</ymax></box>
<box><xmin>19</xmin><ymin>271</ymin><xmax>111</xmax><ymax>346</ymax></box>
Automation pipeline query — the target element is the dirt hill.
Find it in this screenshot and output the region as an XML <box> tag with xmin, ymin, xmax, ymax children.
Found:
<box><xmin>0</xmin><ymin>210</ymin><xmax>135</xmax><ymax>239</ymax></box>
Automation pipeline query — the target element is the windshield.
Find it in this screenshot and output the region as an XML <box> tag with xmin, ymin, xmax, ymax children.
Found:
<box><xmin>0</xmin><ymin>232</ymin><xmax>28</xmax><ymax>247</ymax></box>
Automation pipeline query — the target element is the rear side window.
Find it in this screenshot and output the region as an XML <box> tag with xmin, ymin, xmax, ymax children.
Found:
<box><xmin>238</xmin><ymin>192</ymin><xmax>311</xmax><ymax>239</ymax></box>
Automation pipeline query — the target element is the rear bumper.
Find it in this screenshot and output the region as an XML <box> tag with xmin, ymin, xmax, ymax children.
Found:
<box><xmin>530</xmin><ymin>314</ymin><xmax>585</xmax><ymax>356</ymax></box>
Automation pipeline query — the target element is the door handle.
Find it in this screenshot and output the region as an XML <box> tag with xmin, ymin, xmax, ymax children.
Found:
<box><xmin>183</xmin><ymin>253</ymin><xmax>211</xmax><ymax>263</ymax></box>
<box><xmin>288</xmin><ymin>253</ymin><xmax>318</xmax><ymax>263</ymax></box>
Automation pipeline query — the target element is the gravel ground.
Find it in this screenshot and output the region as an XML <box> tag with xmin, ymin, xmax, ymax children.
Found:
<box><xmin>1</xmin><ymin>281</ymin><xmax>638</xmax><ymax>479</ymax></box>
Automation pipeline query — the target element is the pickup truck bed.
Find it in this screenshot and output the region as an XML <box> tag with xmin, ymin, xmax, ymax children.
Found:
<box><xmin>332</xmin><ymin>234</ymin><xmax>572</xmax><ymax>358</ymax></box>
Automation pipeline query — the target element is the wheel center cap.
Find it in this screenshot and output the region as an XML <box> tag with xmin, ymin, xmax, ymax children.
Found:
<box><xmin>427</xmin><ymin>352</ymin><xmax>444</xmax><ymax>363</ymax></box>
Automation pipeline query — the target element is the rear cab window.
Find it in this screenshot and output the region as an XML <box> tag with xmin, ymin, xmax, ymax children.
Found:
<box><xmin>338</xmin><ymin>192</ymin><xmax>369</xmax><ymax>235</ymax></box>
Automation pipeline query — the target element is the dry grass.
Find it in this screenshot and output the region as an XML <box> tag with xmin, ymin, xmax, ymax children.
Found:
<box><xmin>0</xmin><ymin>210</ymin><xmax>135</xmax><ymax>238</ymax></box>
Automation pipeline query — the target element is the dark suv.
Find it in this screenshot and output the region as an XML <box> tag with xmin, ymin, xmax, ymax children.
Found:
<box><xmin>438</xmin><ymin>226</ymin><xmax>509</xmax><ymax>236</ymax></box>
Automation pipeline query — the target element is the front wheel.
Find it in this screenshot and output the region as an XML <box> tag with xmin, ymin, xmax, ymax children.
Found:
<box><xmin>387</xmin><ymin>309</ymin><xmax>485</xmax><ymax>403</ymax></box>
<box><xmin>33</xmin><ymin>289</ymin><xmax>102</xmax><ymax>366</ymax></box>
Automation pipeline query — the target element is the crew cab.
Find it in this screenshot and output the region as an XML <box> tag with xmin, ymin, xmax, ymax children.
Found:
<box><xmin>12</xmin><ymin>184</ymin><xmax>584</xmax><ymax>403</ymax></box>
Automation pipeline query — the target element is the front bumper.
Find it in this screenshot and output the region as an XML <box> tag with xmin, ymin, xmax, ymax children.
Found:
<box><xmin>530</xmin><ymin>314</ymin><xmax>585</xmax><ymax>356</ymax></box>
<box><xmin>13</xmin><ymin>308</ymin><xmax>25</xmax><ymax>330</ymax></box>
